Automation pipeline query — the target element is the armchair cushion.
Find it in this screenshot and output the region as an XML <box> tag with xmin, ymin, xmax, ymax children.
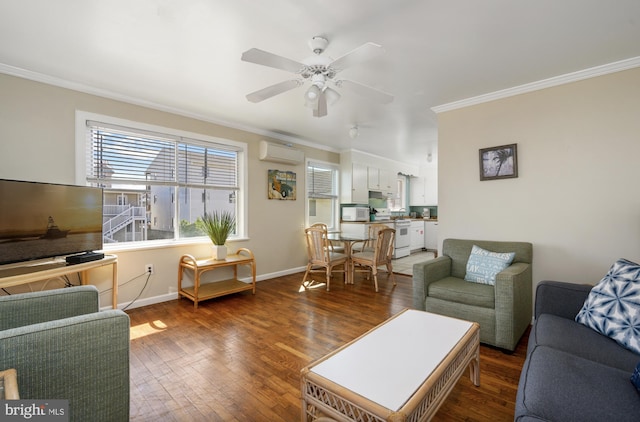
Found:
<box><xmin>575</xmin><ymin>258</ymin><xmax>640</xmax><ymax>354</ymax></box>
<box><xmin>428</xmin><ymin>277</ymin><xmax>495</xmax><ymax>308</ymax></box>
<box><xmin>464</xmin><ymin>244</ymin><xmax>515</xmax><ymax>285</ymax></box>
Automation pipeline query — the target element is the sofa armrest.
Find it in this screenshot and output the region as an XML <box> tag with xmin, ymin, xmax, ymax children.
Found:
<box><xmin>0</xmin><ymin>310</ymin><xmax>130</xmax><ymax>421</ymax></box>
<box><xmin>534</xmin><ymin>280</ymin><xmax>593</xmax><ymax>320</ymax></box>
<box><xmin>0</xmin><ymin>286</ymin><xmax>100</xmax><ymax>331</ymax></box>
<box><xmin>412</xmin><ymin>256</ymin><xmax>451</xmax><ymax>310</ymax></box>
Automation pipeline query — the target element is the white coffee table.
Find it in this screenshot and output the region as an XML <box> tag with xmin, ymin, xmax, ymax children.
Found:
<box><xmin>300</xmin><ymin>309</ymin><xmax>480</xmax><ymax>421</ymax></box>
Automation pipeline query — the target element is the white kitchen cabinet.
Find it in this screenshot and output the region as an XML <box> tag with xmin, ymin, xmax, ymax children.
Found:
<box><xmin>409</xmin><ymin>168</ymin><xmax>438</xmax><ymax>206</ymax></box>
<box><xmin>341</xmin><ymin>162</ymin><xmax>368</xmax><ymax>203</ymax></box>
<box><xmin>340</xmin><ymin>222</ymin><xmax>367</xmax><ymax>238</ymax></box>
<box><xmin>367</xmin><ymin>166</ymin><xmax>380</xmax><ymax>190</ymax></box>
<box><xmin>380</xmin><ymin>168</ymin><xmax>397</xmax><ymax>197</ymax></box>
<box><xmin>367</xmin><ymin>166</ymin><xmax>396</xmax><ymax>196</ymax></box>
<box><xmin>410</xmin><ymin>220</ymin><xmax>424</xmax><ymax>252</ymax></box>
<box><xmin>424</xmin><ymin>220</ymin><xmax>438</xmax><ymax>251</ymax></box>
<box><xmin>409</xmin><ymin>177</ymin><xmax>426</xmax><ymax>205</ymax></box>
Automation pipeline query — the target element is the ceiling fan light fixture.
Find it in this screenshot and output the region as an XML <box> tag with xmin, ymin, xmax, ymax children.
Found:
<box><xmin>324</xmin><ymin>87</ymin><xmax>341</xmax><ymax>105</ymax></box>
<box><xmin>305</xmin><ymin>85</ymin><xmax>320</xmax><ymax>101</ymax></box>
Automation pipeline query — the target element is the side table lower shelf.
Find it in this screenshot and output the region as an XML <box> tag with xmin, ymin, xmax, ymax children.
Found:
<box><xmin>178</xmin><ymin>248</ymin><xmax>256</xmax><ymax>309</ymax></box>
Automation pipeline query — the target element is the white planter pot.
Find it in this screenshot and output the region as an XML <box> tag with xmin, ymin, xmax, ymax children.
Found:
<box><xmin>211</xmin><ymin>245</ymin><xmax>227</xmax><ymax>260</ymax></box>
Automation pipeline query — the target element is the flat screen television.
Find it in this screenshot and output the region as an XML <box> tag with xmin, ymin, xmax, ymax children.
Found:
<box><xmin>0</xmin><ymin>179</ymin><xmax>103</xmax><ymax>266</ymax></box>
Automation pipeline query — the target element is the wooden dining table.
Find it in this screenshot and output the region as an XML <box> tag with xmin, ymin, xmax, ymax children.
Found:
<box><xmin>327</xmin><ymin>233</ymin><xmax>370</xmax><ymax>285</ymax></box>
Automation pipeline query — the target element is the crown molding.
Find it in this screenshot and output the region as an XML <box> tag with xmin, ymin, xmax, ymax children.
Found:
<box><xmin>0</xmin><ymin>62</ymin><xmax>341</xmax><ymax>154</ymax></box>
<box><xmin>432</xmin><ymin>56</ymin><xmax>640</xmax><ymax>114</ymax></box>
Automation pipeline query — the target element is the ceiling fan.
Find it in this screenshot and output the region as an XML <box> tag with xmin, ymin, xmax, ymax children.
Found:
<box><xmin>241</xmin><ymin>36</ymin><xmax>393</xmax><ymax>117</ymax></box>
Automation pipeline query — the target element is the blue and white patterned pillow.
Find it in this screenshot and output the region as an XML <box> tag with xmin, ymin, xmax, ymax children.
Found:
<box><xmin>464</xmin><ymin>245</ymin><xmax>516</xmax><ymax>286</ymax></box>
<box><xmin>575</xmin><ymin>258</ymin><xmax>640</xmax><ymax>355</ymax></box>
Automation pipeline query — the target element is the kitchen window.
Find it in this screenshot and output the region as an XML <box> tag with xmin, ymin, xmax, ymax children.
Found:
<box><xmin>306</xmin><ymin>160</ymin><xmax>339</xmax><ymax>231</ymax></box>
<box><xmin>388</xmin><ymin>176</ymin><xmax>406</xmax><ymax>212</ymax></box>
<box><xmin>76</xmin><ymin>112</ymin><xmax>246</xmax><ymax>247</ymax></box>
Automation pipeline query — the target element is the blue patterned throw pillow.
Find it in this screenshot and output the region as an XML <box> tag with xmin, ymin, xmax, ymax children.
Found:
<box><xmin>464</xmin><ymin>245</ymin><xmax>516</xmax><ymax>286</ymax></box>
<box><xmin>632</xmin><ymin>362</ymin><xmax>640</xmax><ymax>393</ymax></box>
<box><xmin>575</xmin><ymin>258</ymin><xmax>640</xmax><ymax>355</ymax></box>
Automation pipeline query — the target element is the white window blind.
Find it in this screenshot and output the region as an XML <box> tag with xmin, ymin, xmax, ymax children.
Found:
<box><xmin>307</xmin><ymin>162</ymin><xmax>337</xmax><ymax>199</ymax></box>
<box><xmin>86</xmin><ymin>121</ymin><xmax>239</xmax><ymax>190</ymax></box>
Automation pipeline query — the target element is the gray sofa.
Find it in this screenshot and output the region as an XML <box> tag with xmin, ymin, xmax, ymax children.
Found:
<box><xmin>0</xmin><ymin>286</ymin><xmax>130</xmax><ymax>421</ymax></box>
<box><xmin>413</xmin><ymin>238</ymin><xmax>532</xmax><ymax>351</ymax></box>
<box><xmin>515</xmin><ymin>280</ymin><xmax>640</xmax><ymax>421</ymax></box>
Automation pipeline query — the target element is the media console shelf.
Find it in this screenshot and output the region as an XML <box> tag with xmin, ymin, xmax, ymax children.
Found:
<box><xmin>0</xmin><ymin>255</ymin><xmax>118</xmax><ymax>308</ymax></box>
<box><xmin>178</xmin><ymin>248</ymin><xmax>256</xmax><ymax>309</ymax></box>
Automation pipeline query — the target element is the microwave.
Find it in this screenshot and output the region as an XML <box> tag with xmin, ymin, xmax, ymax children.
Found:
<box><xmin>342</xmin><ymin>207</ymin><xmax>369</xmax><ymax>222</ymax></box>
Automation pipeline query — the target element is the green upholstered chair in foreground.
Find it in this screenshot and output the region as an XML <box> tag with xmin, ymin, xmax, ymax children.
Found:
<box><xmin>0</xmin><ymin>285</ymin><xmax>130</xmax><ymax>421</ymax></box>
<box><xmin>412</xmin><ymin>238</ymin><xmax>533</xmax><ymax>351</ymax></box>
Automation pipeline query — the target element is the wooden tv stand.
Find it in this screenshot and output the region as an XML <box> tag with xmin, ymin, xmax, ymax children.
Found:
<box><xmin>0</xmin><ymin>255</ymin><xmax>118</xmax><ymax>308</ymax></box>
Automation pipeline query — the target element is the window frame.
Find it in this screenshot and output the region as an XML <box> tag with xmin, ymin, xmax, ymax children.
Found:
<box><xmin>305</xmin><ymin>159</ymin><xmax>340</xmax><ymax>231</ymax></box>
<box><xmin>75</xmin><ymin>111</ymin><xmax>248</xmax><ymax>251</ymax></box>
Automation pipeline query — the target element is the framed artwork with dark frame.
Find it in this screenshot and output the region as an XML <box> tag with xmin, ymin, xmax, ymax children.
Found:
<box><xmin>479</xmin><ymin>143</ymin><xmax>518</xmax><ymax>181</ymax></box>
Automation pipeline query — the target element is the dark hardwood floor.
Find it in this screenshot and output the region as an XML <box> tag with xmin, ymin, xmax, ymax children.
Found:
<box><xmin>126</xmin><ymin>271</ymin><xmax>527</xmax><ymax>421</ymax></box>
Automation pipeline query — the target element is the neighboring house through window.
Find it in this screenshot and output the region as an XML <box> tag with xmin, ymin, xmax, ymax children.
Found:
<box><xmin>76</xmin><ymin>112</ymin><xmax>246</xmax><ymax>246</ymax></box>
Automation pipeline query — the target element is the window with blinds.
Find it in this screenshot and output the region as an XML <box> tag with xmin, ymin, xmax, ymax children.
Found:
<box><xmin>306</xmin><ymin>161</ymin><xmax>339</xmax><ymax>230</ymax></box>
<box><xmin>85</xmin><ymin>120</ymin><xmax>242</xmax><ymax>245</ymax></box>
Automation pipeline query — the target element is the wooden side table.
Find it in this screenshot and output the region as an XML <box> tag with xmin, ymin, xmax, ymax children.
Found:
<box><xmin>178</xmin><ymin>248</ymin><xmax>256</xmax><ymax>309</ymax></box>
<box><xmin>0</xmin><ymin>368</ymin><xmax>19</xmax><ymax>400</ymax></box>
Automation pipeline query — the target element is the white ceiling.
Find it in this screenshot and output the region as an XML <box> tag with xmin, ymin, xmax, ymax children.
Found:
<box><xmin>1</xmin><ymin>0</ymin><xmax>640</xmax><ymax>166</ymax></box>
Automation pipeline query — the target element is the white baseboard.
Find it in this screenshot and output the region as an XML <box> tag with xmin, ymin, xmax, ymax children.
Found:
<box><xmin>105</xmin><ymin>265</ymin><xmax>307</xmax><ymax>311</ymax></box>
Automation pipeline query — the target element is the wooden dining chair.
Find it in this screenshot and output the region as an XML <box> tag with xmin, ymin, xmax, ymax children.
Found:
<box><xmin>302</xmin><ymin>226</ymin><xmax>347</xmax><ymax>291</ymax></box>
<box><xmin>352</xmin><ymin>223</ymin><xmax>388</xmax><ymax>253</ymax></box>
<box><xmin>351</xmin><ymin>228</ymin><xmax>396</xmax><ymax>292</ymax></box>
<box><xmin>311</xmin><ymin>223</ymin><xmax>344</xmax><ymax>253</ymax></box>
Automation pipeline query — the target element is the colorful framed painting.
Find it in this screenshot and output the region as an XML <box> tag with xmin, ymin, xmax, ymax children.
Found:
<box><xmin>268</xmin><ymin>170</ymin><xmax>296</xmax><ymax>200</ymax></box>
<box><xmin>479</xmin><ymin>143</ymin><xmax>518</xmax><ymax>181</ymax></box>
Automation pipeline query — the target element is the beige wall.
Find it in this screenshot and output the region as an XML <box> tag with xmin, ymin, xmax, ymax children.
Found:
<box><xmin>437</xmin><ymin>68</ymin><xmax>640</xmax><ymax>293</ymax></box>
<box><xmin>0</xmin><ymin>73</ymin><xmax>339</xmax><ymax>308</ymax></box>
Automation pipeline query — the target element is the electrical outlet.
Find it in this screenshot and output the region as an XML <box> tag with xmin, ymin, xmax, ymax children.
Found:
<box><xmin>145</xmin><ymin>264</ymin><xmax>154</xmax><ymax>274</ymax></box>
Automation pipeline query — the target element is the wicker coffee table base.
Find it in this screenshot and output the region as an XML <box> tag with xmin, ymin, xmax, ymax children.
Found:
<box><xmin>301</xmin><ymin>314</ymin><xmax>480</xmax><ymax>422</ymax></box>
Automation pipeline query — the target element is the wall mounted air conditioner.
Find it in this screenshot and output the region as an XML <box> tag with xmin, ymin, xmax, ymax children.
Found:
<box><xmin>259</xmin><ymin>140</ymin><xmax>304</xmax><ymax>165</ymax></box>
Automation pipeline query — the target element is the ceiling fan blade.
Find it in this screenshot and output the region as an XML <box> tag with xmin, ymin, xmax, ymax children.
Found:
<box><xmin>329</xmin><ymin>42</ymin><xmax>384</xmax><ymax>72</ymax></box>
<box><xmin>337</xmin><ymin>79</ymin><xmax>394</xmax><ymax>104</ymax></box>
<box><xmin>313</xmin><ymin>91</ymin><xmax>328</xmax><ymax>117</ymax></box>
<box><xmin>241</xmin><ymin>48</ymin><xmax>305</xmax><ymax>73</ymax></box>
<box><xmin>246</xmin><ymin>80</ymin><xmax>302</xmax><ymax>103</ymax></box>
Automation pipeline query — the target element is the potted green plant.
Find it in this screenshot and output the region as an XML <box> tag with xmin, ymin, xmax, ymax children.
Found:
<box><xmin>198</xmin><ymin>211</ymin><xmax>236</xmax><ymax>260</ymax></box>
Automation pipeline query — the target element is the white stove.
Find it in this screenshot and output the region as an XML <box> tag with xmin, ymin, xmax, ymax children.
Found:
<box><xmin>373</xmin><ymin>209</ymin><xmax>411</xmax><ymax>258</ymax></box>
<box><xmin>393</xmin><ymin>219</ymin><xmax>411</xmax><ymax>258</ymax></box>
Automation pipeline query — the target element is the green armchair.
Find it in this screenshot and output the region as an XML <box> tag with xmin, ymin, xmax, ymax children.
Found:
<box><xmin>412</xmin><ymin>238</ymin><xmax>533</xmax><ymax>351</ymax></box>
<box><xmin>0</xmin><ymin>286</ymin><xmax>130</xmax><ymax>421</ymax></box>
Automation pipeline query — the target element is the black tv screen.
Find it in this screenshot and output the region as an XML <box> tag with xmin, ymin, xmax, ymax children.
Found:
<box><xmin>0</xmin><ymin>179</ymin><xmax>103</xmax><ymax>265</ymax></box>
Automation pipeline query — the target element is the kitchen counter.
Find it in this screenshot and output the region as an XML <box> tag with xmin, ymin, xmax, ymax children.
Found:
<box><xmin>341</xmin><ymin>218</ymin><xmax>437</xmax><ymax>224</ymax></box>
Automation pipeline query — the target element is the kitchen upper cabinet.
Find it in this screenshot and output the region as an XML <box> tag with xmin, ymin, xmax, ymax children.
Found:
<box><xmin>341</xmin><ymin>162</ymin><xmax>368</xmax><ymax>203</ymax></box>
<box><xmin>409</xmin><ymin>168</ymin><xmax>437</xmax><ymax>206</ymax></box>
<box><xmin>409</xmin><ymin>177</ymin><xmax>426</xmax><ymax>205</ymax></box>
<box><xmin>380</xmin><ymin>168</ymin><xmax>398</xmax><ymax>197</ymax></box>
<box><xmin>367</xmin><ymin>166</ymin><xmax>397</xmax><ymax>196</ymax></box>
<box><xmin>367</xmin><ymin>166</ymin><xmax>380</xmax><ymax>190</ymax></box>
